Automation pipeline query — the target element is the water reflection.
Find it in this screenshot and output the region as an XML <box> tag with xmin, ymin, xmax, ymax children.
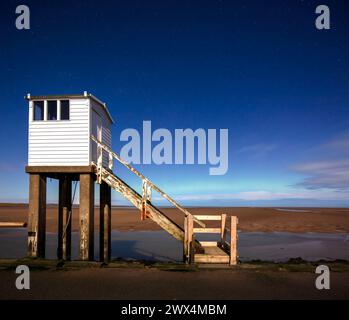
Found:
<box><xmin>0</xmin><ymin>228</ymin><xmax>348</xmax><ymax>262</ymax></box>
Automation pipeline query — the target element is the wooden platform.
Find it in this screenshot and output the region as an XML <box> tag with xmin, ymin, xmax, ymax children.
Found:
<box><xmin>25</xmin><ymin>165</ymin><xmax>96</xmax><ymax>181</ymax></box>
<box><xmin>195</xmin><ymin>244</ymin><xmax>230</xmax><ymax>264</ymax></box>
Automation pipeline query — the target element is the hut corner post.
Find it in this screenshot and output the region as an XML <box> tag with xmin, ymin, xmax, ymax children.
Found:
<box><xmin>99</xmin><ymin>181</ymin><xmax>111</xmax><ymax>262</ymax></box>
<box><xmin>28</xmin><ymin>174</ymin><xmax>46</xmax><ymax>258</ymax></box>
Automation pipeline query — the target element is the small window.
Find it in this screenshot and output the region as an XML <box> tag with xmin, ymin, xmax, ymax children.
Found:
<box><xmin>47</xmin><ymin>101</ymin><xmax>57</xmax><ymax>120</ymax></box>
<box><xmin>33</xmin><ymin>101</ymin><xmax>44</xmax><ymax>120</ymax></box>
<box><xmin>60</xmin><ymin>100</ymin><xmax>70</xmax><ymax>120</ymax></box>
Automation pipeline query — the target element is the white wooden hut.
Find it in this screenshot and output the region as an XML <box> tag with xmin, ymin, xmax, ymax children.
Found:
<box><xmin>25</xmin><ymin>92</ymin><xmax>114</xmax><ymax>261</ymax></box>
<box><xmin>26</xmin><ymin>92</ymin><xmax>114</xmax><ymax>168</ymax></box>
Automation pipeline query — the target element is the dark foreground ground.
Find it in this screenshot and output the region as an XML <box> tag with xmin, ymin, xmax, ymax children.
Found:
<box><xmin>0</xmin><ymin>259</ymin><xmax>348</xmax><ymax>299</ymax></box>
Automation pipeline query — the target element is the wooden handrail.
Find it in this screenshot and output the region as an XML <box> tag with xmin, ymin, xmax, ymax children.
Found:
<box><xmin>91</xmin><ymin>135</ymin><xmax>205</xmax><ymax>227</ymax></box>
<box><xmin>0</xmin><ymin>222</ymin><xmax>27</xmax><ymax>228</ymax></box>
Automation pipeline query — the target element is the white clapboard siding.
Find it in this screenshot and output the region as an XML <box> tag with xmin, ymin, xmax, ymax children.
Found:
<box><xmin>90</xmin><ymin>100</ymin><xmax>112</xmax><ymax>167</ymax></box>
<box><xmin>28</xmin><ymin>96</ymin><xmax>113</xmax><ymax>167</ymax></box>
<box><xmin>28</xmin><ymin>99</ymin><xmax>90</xmax><ymax>166</ymax></box>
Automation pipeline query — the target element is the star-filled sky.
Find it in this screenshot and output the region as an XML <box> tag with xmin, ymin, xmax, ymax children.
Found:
<box><xmin>0</xmin><ymin>0</ymin><xmax>348</xmax><ymax>206</ymax></box>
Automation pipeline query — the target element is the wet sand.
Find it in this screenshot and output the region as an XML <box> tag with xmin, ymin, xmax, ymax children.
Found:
<box><xmin>1</xmin><ymin>204</ymin><xmax>348</xmax><ymax>300</ymax></box>
<box><xmin>1</xmin><ymin>204</ymin><xmax>348</xmax><ymax>233</ymax></box>
<box><xmin>2</xmin><ymin>229</ymin><xmax>349</xmax><ymax>262</ymax></box>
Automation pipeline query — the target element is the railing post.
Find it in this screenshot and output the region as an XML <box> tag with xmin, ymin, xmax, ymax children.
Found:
<box><xmin>97</xmin><ymin>145</ymin><xmax>103</xmax><ymax>167</ymax></box>
<box><xmin>183</xmin><ymin>215</ymin><xmax>188</xmax><ymax>263</ymax></box>
<box><xmin>188</xmin><ymin>214</ymin><xmax>194</xmax><ymax>263</ymax></box>
<box><xmin>220</xmin><ymin>213</ymin><xmax>227</xmax><ymax>247</ymax></box>
<box><xmin>95</xmin><ymin>138</ymin><xmax>103</xmax><ymax>184</ymax></box>
<box><xmin>230</xmin><ymin>216</ymin><xmax>238</xmax><ymax>266</ymax></box>
<box><xmin>141</xmin><ymin>179</ymin><xmax>148</xmax><ymax>220</ymax></box>
<box><xmin>108</xmin><ymin>152</ymin><xmax>113</xmax><ymax>171</ymax></box>
<box><xmin>146</xmin><ymin>185</ymin><xmax>152</xmax><ymax>202</ymax></box>
<box><xmin>190</xmin><ymin>232</ymin><xmax>195</xmax><ymax>264</ymax></box>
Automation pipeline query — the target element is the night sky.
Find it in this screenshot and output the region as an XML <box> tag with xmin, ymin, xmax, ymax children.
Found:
<box><xmin>0</xmin><ymin>0</ymin><xmax>348</xmax><ymax>206</ymax></box>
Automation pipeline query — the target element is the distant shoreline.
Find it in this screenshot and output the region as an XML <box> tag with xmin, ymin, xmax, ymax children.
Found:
<box><xmin>0</xmin><ymin>205</ymin><xmax>348</xmax><ymax>233</ymax></box>
<box><xmin>1</xmin><ymin>203</ymin><xmax>349</xmax><ymax>209</ymax></box>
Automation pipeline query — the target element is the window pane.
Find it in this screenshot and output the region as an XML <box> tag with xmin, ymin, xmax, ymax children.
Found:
<box><xmin>47</xmin><ymin>101</ymin><xmax>57</xmax><ymax>120</ymax></box>
<box><xmin>61</xmin><ymin>100</ymin><xmax>70</xmax><ymax>120</ymax></box>
<box><xmin>33</xmin><ymin>101</ymin><xmax>44</xmax><ymax>120</ymax></box>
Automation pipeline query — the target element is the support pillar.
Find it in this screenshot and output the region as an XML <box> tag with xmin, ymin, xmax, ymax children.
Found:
<box><xmin>100</xmin><ymin>182</ymin><xmax>111</xmax><ymax>262</ymax></box>
<box><xmin>58</xmin><ymin>175</ymin><xmax>72</xmax><ymax>260</ymax></box>
<box><xmin>28</xmin><ymin>174</ymin><xmax>46</xmax><ymax>258</ymax></box>
<box><xmin>79</xmin><ymin>174</ymin><xmax>94</xmax><ymax>260</ymax></box>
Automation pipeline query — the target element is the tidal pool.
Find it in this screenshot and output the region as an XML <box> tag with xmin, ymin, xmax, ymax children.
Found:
<box><xmin>0</xmin><ymin>228</ymin><xmax>348</xmax><ymax>262</ymax></box>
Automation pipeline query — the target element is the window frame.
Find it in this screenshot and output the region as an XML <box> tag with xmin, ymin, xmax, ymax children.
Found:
<box><xmin>33</xmin><ymin>100</ymin><xmax>44</xmax><ymax>121</ymax></box>
<box><xmin>47</xmin><ymin>100</ymin><xmax>58</xmax><ymax>121</ymax></box>
<box><xmin>31</xmin><ymin>99</ymin><xmax>71</xmax><ymax>122</ymax></box>
<box><xmin>60</xmin><ymin>100</ymin><xmax>70</xmax><ymax>121</ymax></box>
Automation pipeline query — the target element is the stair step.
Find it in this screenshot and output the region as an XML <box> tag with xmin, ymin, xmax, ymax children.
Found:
<box><xmin>194</xmin><ymin>254</ymin><xmax>230</xmax><ymax>264</ymax></box>
<box><xmin>202</xmin><ymin>245</ymin><xmax>228</xmax><ymax>255</ymax></box>
<box><xmin>193</xmin><ymin>228</ymin><xmax>221</xmax><ymax>233</ymax></box>
<box><xmin>199</xmin><ymin>241</ymin><xmax>219</xmax><ymax>247</ymax></box>
<box><xmin>194</xmin><ymin>215</ymin><xmax>222</xmax><ymax>221</ymax></box>
<box><xmin>194</xmin><ymin>244</ymin><xmax>230</xmax><ymax>264</ymax></box>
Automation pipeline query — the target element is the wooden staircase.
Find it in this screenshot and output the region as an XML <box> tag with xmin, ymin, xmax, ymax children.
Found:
<box><xmin>91</xmin><ymin>135</ymin><xmax>238</xmax><ymax>265</ymax></box>
<box><xmin>192</xmin><ymin>214</ymin><xmax>237</xmax><ymax>265</ymax></box>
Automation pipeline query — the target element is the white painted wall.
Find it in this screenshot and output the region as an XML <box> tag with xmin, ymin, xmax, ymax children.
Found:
<box><xmin>90</xmin><ymin>99</ymin><xmax>112</xmax><ymax>167</ymax></box>
<box><xmin>28</xmin><ymin>97</ymin><xmax>113</xmax><ymax>167</ymax></box>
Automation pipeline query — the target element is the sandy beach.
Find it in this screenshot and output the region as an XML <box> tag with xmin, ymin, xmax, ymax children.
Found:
<box><xmin>1</xmin><ymin>204</ymin><xmax>348</xmax><ymax>300</ymax></box>
<box><xmin>1</xmin><ymin>204</ymin><xmax>348</xmax><ymax>233</ymax></box>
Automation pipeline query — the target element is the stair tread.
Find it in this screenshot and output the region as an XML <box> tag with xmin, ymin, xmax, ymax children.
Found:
<box><xmin>194</xmin><ymin>253</ymin><xmax>230</xmax><ymax>263</ymax></box>
<box><xmin>195</xmin><ymin>253</ymin><xmax>229</xmax><ymax>257</ymax></box>
<box><xmin>200</xmin><ymin>246</ymin><xmax>228</xmax><ymax>256</ymax></box>
<box><xmin>198</xmin><ymin>241</ymin><xmax>219</xmax><ymax>247</ymax></box>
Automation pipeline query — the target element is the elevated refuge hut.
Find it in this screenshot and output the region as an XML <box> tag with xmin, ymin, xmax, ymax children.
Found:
<box><xmin>26</xmin><ymin>92</ymin><xmax>113</xmax><ymax>261</ymax></box>
<box><xmin>27</xmin><ymin>91</ymin><xmax>113</xmax><ymax>167</ymax></box>
<box><xmin>25</xmin><ymin>92</ymin><xmax>238</xmax><ymax>265</ymax></box>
